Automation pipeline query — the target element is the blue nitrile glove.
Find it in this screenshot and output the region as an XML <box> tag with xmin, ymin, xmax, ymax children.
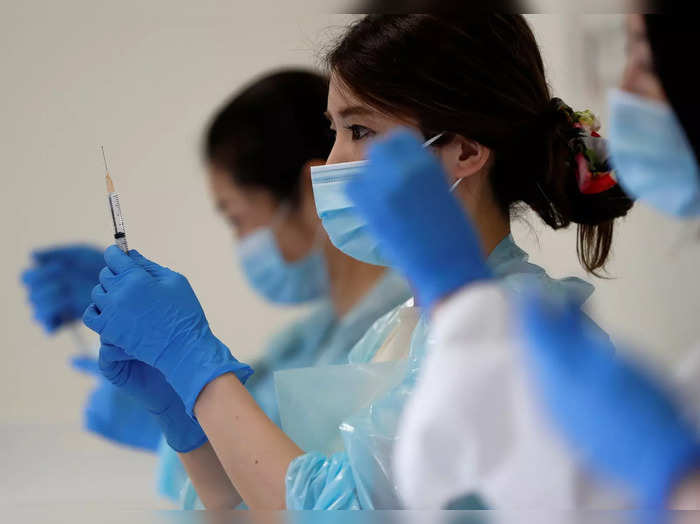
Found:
<box><xmin>21</xmin><ymin>245</ymin><xmax>104</xmax><ymax>333</ymax></box>
<box><xmin>83</xmin><ymin>374</ymin><xmax>163</xmax><ymax>452</ymax></box>
<box><xmin>345</xmin><ymin>130</ymin><xmax>490</xmax><ymax>311</ymax></box>
<box><xmin>70</xmin><ymin>355</ymin><xmax>101</xmax><ymax>376</ymax></box>
<box><xmin>519</xmin><ymin>294</ymin><xmax>700</xmax><ymax>508</ymax></box>
<box><xmin>82</xmin><ymin>246</ymin><xmax>253</xmax><ymax>417</ymax></box>
<box><xmin>97</xmin><ymin>343</ymin><xmax>206</xmax><ymax>453</ymax></box>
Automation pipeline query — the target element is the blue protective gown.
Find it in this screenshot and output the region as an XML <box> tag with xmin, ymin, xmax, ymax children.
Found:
<box><xmin>158</xmin><ymin>270</ymin><xmax>412</xmax><ymax>502</ymax></box>
<box><xmin>283</xmin><ymin>235</ymin><xmax>597</xmax><ymax>509</ymax></box>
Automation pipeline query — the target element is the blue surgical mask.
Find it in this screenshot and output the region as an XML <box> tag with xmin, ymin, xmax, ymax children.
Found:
<box><xmin>608</xmin><ymin>88</ymin><xmax>700</xmax><ymax>217</ymax></box>
<box><xmin>237</xmin><ymin>217</ymin><xmax>329</xmax><ymax>304</ymax></box>
<box><xmin>311</xmin><ymin>133</ymin><xmax>448</xmax><ymax>266</ymax></box>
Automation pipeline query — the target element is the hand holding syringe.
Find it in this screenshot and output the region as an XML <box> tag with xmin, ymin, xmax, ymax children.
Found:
<box><xmin>67</xmin><ymin>147</ymin><xmax>130</xmax><ymax>356</ymax></box>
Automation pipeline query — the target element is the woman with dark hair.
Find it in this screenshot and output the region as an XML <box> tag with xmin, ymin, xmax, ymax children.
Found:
<box><xmin>480</xmin><ymin>15</ymin><xmax>700</xmax><ymax>510</ymax></box>
<box><xmin>22</xmin><ymin>68</ymin><xmax>411</xmax><ymax>505</ymax></box>
<box><xmin>82</xmin><ymin>15</ymin><xmax>629</xmax><ymax>509</ymax></box>
<box><xmin>155</xmin><ymin>69</ymin><xmax>412</xmax><ymax>502</ymax></box>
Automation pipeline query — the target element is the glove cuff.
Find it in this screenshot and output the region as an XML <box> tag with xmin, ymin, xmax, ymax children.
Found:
<box><xmin>166</xmin><ymin>331</ymin><xmax>254</xmax><ymax>419</ymax></box>
<box><xmin>154</xmin><ymin>399</ymin><xmax>208</xmax><ymax>453</ymax></box>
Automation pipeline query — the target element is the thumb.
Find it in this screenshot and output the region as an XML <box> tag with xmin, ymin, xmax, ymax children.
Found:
<box><xmin>98</xmin><ymin>343</ymin><xmax>134</xmax><ymax>385</ymax></box>
<box><xmin>103</xmin><ymin>245</ymin><xmax>141</xmax><ymax>275</ymax></box>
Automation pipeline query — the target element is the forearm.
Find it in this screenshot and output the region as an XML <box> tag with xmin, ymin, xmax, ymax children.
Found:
<box><xmin>179</xmin><ymin>441</ymin><xmax>242</xmax><ymax>509</ymax></box>
<box><xmin>194</xmin><ymin>372</ymin><xmax>304</xmax><ymax>509</ymax></box>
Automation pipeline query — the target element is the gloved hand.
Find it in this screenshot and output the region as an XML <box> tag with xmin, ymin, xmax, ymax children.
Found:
<box><xmin>82</xmin><ymin>246</ymin><xmax>253</xmax><ymax>417</ymax></box>
<box><xmin>21</xmin><ymin>245</ymin><xmax>104</xmax><ymax>333</ymax></box>
<box><xmin>519</xmin><ymin>294</ymin><xmax>700</xmax><ymax>508</ymax></box>
<box><xmin>345</xmin><ymin>130</ymin><xmax>490</xmax><ymax>312</ymax></box>
<box><xmin>70</xmin><ymin>355</ymin><xmax>101</xmax><ymax>376</ymax></box>
<box><xmin>98</xmin><ymin>343</ymin><xmax>206</xmax><ymax>452</ymax></box>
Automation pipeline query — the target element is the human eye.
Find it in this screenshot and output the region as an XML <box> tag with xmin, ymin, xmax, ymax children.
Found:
<box><xmin>345</xmin><ymin>124</ymin><xmax>375</xmax><ymax>141</ymax></box>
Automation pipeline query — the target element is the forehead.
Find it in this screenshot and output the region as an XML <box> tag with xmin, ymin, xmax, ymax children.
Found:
<box><xmin>327</xmin><ymin>72</ymin><xmax>365</xmax><ymax>111</ymax></box>
<box><xmin>326</xmin><ymin>72</ymin><xmax>417</xmax><ymax>127</ymax></box>
<box><xmin>626</xmin><ymin>14</ymin><xmax>647</xmax><ymax>43</ymax></box>
<box><xmin>208</xmin><ymin>165</ymin><xmax>250</xmax><ymax>203</ymax></box>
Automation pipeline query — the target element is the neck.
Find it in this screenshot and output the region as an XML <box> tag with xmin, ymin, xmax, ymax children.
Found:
<box><xmin>322</xmin><ymin>240</ymin><xmax>387</xmax><ymax>317</ymax></box>
<box><xmin>457</xmin><ymin>180</ymin><xmax>511</xmax><ymax>258</ymax></box>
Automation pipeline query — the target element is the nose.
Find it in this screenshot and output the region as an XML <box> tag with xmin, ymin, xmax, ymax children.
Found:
<box><xmin>325</xmin><ymin>139</ymin><xmax>357</xmax><ymax>166</ymax></box>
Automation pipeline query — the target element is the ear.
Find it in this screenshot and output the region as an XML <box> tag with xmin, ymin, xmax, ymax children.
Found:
<box><xmin>440</xmin><ymin>136</ymin><xmax>492</xmax><ymax>181</ymax></box>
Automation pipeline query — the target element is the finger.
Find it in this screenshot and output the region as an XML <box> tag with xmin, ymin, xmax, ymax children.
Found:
<box><xmin>90</xmin><ymin>283</ymin><xmax>109</xmax><ymax>311</ymax></box>
<box><xmin>70</xmin><ymin>355</ymin><xmax>101</xmax><ymax>376</ymax></box>
<box><xmin>97</xmin><ymin>266</ymin><xmax>118</xmax><ymax>292</ymax></box>
<box><xmin>28</xmin><ymin>282</ymin><xmax>64</xmax><ymax>307</ymax></box>
<box><xmin>32</xmin><ymin>298</ymin><xmax>73</xmax><ymax>330</ymax></box>
<box><xmin>98</xmin><ymin>344</ymin><xmax>131</xmax><ymax>384</ymax></box>
<box><xmin>99</xmin><ymin>343</ymin><xmax>131</xmax><ymax>364</ymax></box>
<box><xmin>82</xmin><ymin>304</ymin><xmax>105</xmax><ymax>334</ymax></box>
<box><xmin>21</xmin><ymin>262</ymin><xmax>64</xmax><ymax>287</ymax></box>
<box><xmin>104</xmin><ymin>245</ymin><xmax>140</xmax><ymax>275</ymax></box>
<box><xmin>33</xmin><ymin>310</ymin><xmax>62</xmax><ymax>334</ymax></box>
<box><xmin>31</xmin><ymin>246</ymin><xmax>68</xmax><ymax>265</ymax></box>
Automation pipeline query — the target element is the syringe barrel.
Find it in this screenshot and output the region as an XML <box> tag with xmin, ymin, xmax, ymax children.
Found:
<box><xmin>108</xmin><ymin>192</ymin><xmax>129</xmax><ymax>253</ymax></box>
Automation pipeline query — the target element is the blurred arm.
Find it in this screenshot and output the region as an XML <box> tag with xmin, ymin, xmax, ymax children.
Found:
<box><xmin>179</xmin><ymin>442</ymin><xmax>242</xmax><ymax>509</ymax></box>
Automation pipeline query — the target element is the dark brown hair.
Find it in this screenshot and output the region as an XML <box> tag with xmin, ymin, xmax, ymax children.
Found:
<box><xmin>327</xmin><ymin>14</ymin><xmax>633</xmax><ymax>274</ymax></box>
<box><xmin>204</xmin><ymin>69</ymin><xmax>334</xmax><ymax>207</ymax></box>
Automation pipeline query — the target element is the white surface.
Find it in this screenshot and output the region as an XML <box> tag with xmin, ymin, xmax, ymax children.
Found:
<box><xmin>0</xmin><ymin>422</ymin><xmax>173</xmax><ymax>509</ymax></box>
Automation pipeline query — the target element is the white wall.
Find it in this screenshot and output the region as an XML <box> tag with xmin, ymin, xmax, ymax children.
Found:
<box><xmin>1</xmin><ymin>5</ymin><xmax>699</xmax><ymax>507</ymax></box>
<box><xmin>0</xmin><ymin>2</ymin><xmax>356</xmax><ymax>426</ymax></box>
<box><xmin>522</xmin><ymin>15</ymin><xmax>700</xmax><ymax>365</ymax></box>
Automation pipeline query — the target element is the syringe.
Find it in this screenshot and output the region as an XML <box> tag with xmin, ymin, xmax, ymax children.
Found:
<box><xmin>101</xmin><ymin>147</ymin><xmax>129</xmax><ymax>253</ymax></box>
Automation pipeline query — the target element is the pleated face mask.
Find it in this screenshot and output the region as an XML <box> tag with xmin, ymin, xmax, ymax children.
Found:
<box><xmin>311</xmin><ymin>133</ymin><xmax>445</xmax><ymax>266</ymax></box>
<box><xmin>608</xmin><ymin>88</ymin><xmax>700</xmax><ymax>217</ymax></box>
<box><xmin>237</xmin><ymin>205</ymin><xmax>329</xmax><ymax>304</ymax></box>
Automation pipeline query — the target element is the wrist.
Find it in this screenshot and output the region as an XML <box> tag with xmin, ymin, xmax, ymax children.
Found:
<box><xmin>165</xmin><ymin>331</ymin><xmax>254</xmax><ymax>418</ymax></box>
<box><xmin>154</xmin><ymin>399</ymin><xmax>207</xmax><ymax>453</ymax></box>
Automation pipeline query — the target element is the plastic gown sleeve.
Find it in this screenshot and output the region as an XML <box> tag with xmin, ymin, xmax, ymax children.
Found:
<box><xmin>286</xmin><ymin>451</ymin><xmax>361</xmax><ymax>510</ymax></box>
<box><xmin>394</xmin><ymin>282</ymin><xmax>625</xmax><ymax>509</ymax></box>
<box><xmin>284</xmin><ymin>307</ymin><xmax>424</xmax><ymax>510</ymax></box>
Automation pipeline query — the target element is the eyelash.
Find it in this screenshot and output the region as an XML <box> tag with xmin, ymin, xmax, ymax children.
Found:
<box><xmin>327</xmin><ymin>124</ymin><xmax>375</xmax><ymax>142</ymax></box>
<box><xmin>346</xmin><ymin>125</ymin><xmax>374</xmax><ymax>141</ymax></box>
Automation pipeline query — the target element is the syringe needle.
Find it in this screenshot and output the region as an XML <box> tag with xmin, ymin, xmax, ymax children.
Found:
<box><xmin>100</xmin><ymin>145</ymin><xmax>109</xmax><ymax>175</ymax></box>
<box><xmin>101</xmin><ymin>146</ymin><xmax>115</xmax><ymax>193</ymax></box>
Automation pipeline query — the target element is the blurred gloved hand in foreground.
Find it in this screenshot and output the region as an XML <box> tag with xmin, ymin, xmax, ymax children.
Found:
<box><xmin>345</xmin><ymin>130</ymin><xmax>490</xmax><ymax>312</ymax></box>
<box><xmin>519</xmin><ymin>294</ymin><xmax>700</xmax><ymax>508</ymax></box>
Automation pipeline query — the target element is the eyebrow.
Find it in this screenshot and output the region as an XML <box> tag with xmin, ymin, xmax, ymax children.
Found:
<box><xmin>325</xmin><ymin>106</ymin><xmax>374</xmax><ymax>121</ymax></box>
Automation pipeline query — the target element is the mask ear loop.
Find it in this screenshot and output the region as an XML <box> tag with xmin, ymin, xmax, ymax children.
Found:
<box><xmin>423</xmin><ymin>131</ymin><xmax>463</xmax><ymax>192</ymax></box>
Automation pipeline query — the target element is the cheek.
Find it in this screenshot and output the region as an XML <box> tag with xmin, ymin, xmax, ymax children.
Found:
<box><xmin>620</xmin><ymin>63</ymin><xmax>668</xmax><ymax>103</ymax></box>
<box><xmin>326</xmin><ymin>135</ymin><xmax>366</xmax><ymax>164</ymax></box>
